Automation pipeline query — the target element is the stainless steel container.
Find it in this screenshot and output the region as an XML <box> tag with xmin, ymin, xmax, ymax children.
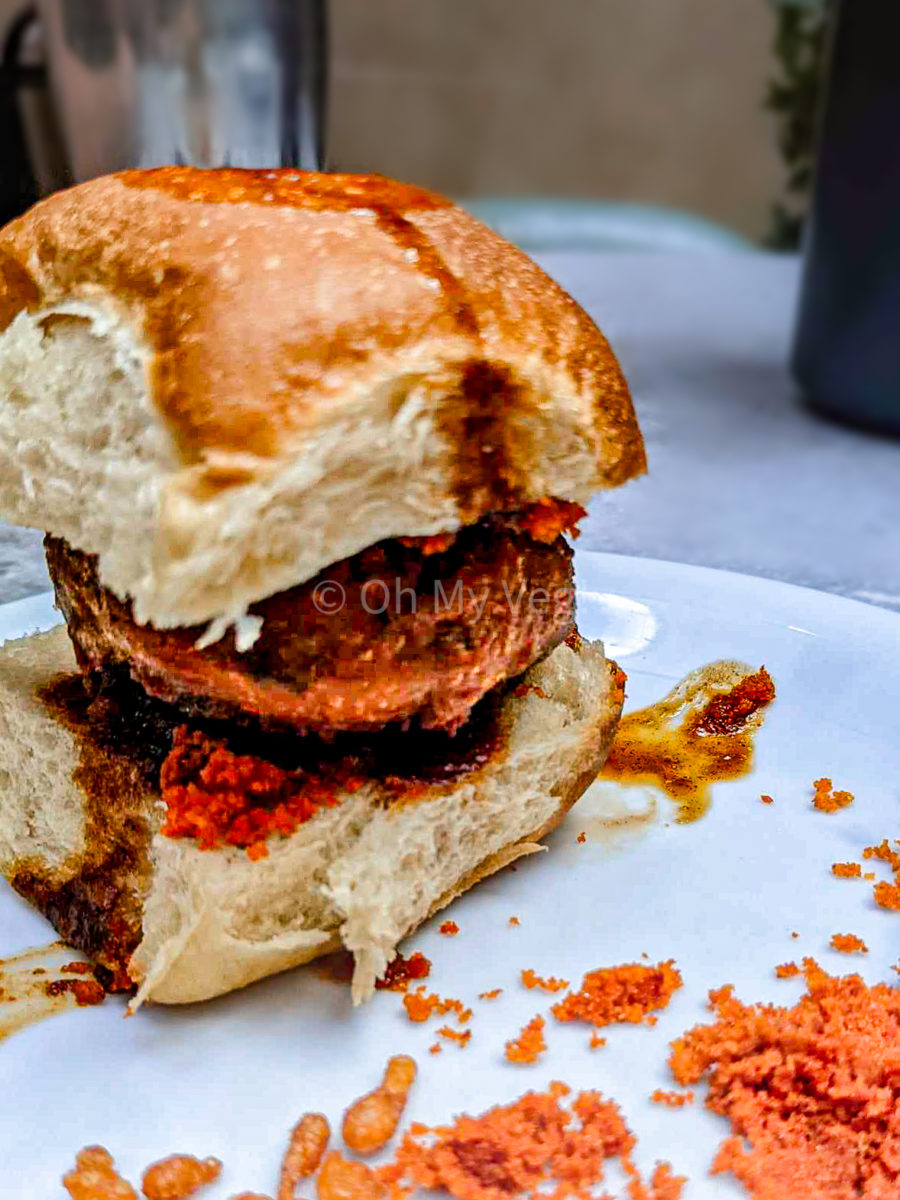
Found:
<box><xmin>1</xmin><ymin>0</ymin><xmax>326</xmax><ymax>210</ymax></box>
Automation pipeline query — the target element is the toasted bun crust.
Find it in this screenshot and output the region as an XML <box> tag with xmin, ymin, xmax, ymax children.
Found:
<box><xmin>0</xmin><ymin>169</ymin><xmax>643</xmax><ymax>627</ymax></box>
<box><xmin>0</xmin><ymin>625</ymin><xmax>623</xmax><ymax>1005</ymax></box>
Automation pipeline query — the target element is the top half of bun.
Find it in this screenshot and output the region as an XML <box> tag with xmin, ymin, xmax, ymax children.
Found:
<box><xmin>0</xmin><ymin>168</ymin><xmax>644</xmax><ymax>629</ymax></box>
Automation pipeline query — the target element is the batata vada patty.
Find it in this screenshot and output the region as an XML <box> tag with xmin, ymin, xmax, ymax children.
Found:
<box><xmin>45</xmin><ymin>515</ymin><xmax>575</xmax><ymax>736</ymax></box>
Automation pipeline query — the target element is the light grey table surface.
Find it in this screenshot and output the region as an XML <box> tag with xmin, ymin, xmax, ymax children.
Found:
<box><xmin>1</xmin><ymin>251</ymin><xmax>898</xmax><ymax>611</ymax></box>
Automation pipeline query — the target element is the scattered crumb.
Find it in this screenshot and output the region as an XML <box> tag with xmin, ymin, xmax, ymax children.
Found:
<box><xmin>576</xmin><ymin>831</ymin><xmax>587</xmax><ymax>844</ymax></box>
<box><xmin>760</xmin><ymin>794</ymin><xmax>774</xmax><ymax>805</ymax></box>
<box><xmin>775</xmin><ymin>962</ymin><xmax>800</xmax><ymax>978</ymax></box>
<box><xmin>436</xmin><ymin>1025</ymin><xmax>471</xmax><ymax>1048</ymax></box>
<box><xmin>521</xmin><ymin>968</ymin><xmax>569</xmax><ymax>993</ymax></box>
<box><xmin>831</xmin><ymin>862</ymin><xmax>862</xmax><ymax>878</ymax></box>
<box><xmin>830</xmin><ymin>934</ymin><xmax>868</xmax><ymax>954</ymax></box>
<box><xmin>428</xmin><ymin>1043</ymin><xmax>441</xmax><ymax>1055</ymax></box>
<box><xmin>552</xmin><ymin>961</ymin><xmax>683</xmax><ymax>1028</ymax></box>
<box><xmin>651</xmin><ymin>1090</ymin><xmax>694</xmax><ymax>1108</ymax></box>
<box><xmin>589</xmin><ymin>1032</ymin><xmax>607</xmax><ymax>1050</ymax></box>
<box><xmin>478</xmin><ymin>988</ymin><xmax>503</xmax><ymax>1001</ymax></box>
<box><xmin>438</xmin><ymin>921</ymin><xmax>459</xmax><ymax>937</ymax></box>
<box><xmin>377</xmin><ymin>1083</ymin><xmax>685</xmax><ymax>1200</ymax></box>
<box><xmin>508</xmin><ymin>916</ymin><xmax>521</xmax><ymax>927</ymax></box>
<box><xmin>812</xmin><ymin>778</ymin><xmax>855</xmax><ymax>813</ymax></box>
<box><xmin>863</xmin><ymin>840</ymin><xmax>900</xmax><ymax>871</ymax></box>
<box><xmin>505</xmin><ymin>1015</ymin><xmax>547</xmax><ymax>1064</ymax></box>
<box><xmin>791</xmin><ymin>932</ymin><xmax>799</xmax><ymax>940</ymax></box>
<box><xmin>864</xmin><ymin>872</ymin><xmax>876</xmax><ymax>881</ymax></box>
<box><xmin>670</xmin><ymin>959</ymin><xmax>900</xmax><ymax>1199</ymax></box>
<box><xmin>61</xmin><ymin>962</ymin><xmax>94</xmax><ymax>975</ymax></box>
<box><xmin>375</xmin><ymin>951</ymin><xmax>431</xmax><ymax>993</ymax></box>
<box><xmin>873</xmin><ymin>881</ymin><xmax>900</xmax><ymax>911</ymax></box>
<box><xmin>403</xmin><ymin>988</ymin><xmax>471</xmax><ymax>1025</ymax></box>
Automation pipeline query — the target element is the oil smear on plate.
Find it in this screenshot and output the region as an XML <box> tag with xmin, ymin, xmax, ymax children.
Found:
<box><xmin>0</xmin><ymin>941</ymin><xmax>105</xmax><ymax>1043</ymax></box>
<box><xmin>585</xmin><ymin>661</ymin><xmax>776</xmax><ymax>831</ymax></box>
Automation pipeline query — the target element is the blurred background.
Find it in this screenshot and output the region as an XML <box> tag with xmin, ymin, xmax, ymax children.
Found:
<box><xmin>1</xmin><ymin>0</ymin><xmax>825</xmax><ymax>247</ymax></box>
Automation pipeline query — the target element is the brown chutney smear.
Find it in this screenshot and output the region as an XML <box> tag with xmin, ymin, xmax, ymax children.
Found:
<box><xmin>600</xmin><ymin>664</ymin><xmax>776</xmax><ymax>823</ymax></box>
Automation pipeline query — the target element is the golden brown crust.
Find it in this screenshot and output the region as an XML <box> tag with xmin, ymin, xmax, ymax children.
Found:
<box><xmin>424</xmin><ymin>656</ymin><xmax>624</xmax><ymax>921</ymax></box>
<box><xmin>0</xmin><ymin>167</ymin><xmax>644</xmax><ymax>495</ymax></box>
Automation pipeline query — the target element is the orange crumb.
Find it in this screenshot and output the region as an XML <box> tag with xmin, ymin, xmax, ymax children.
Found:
<box><xmin>864</xmin><ymin>872</ymin><xmax>876</xmax><ymax>881</ymax></box>
<box><xmin>651</xmin><ymin>1090</ymin><xmax>694</xmax><ymax>1108</ymax></box>
<box><xmin>508</xmin><ymin>916</ymin><xmax>520</xmax><ymax>927</ymax></box>
<box><xmin>831</xmin><ymin>862</ymin><xmax>861</xmax><ymax>878</ymax></box>
<box><xmin>775</xmin><ymin>962</ymin><xmax>800</xmax><ymax>978</ymax></box>
<box><xmin>402</xmin><ymin>988</ymin><xmax>470</xmax><ymax>1025</ymax></box>
<box><xmin>277</xmin><ymin>1113</ymin><xmax>330</xmax><ymax>1194</ymax></box>
<box><xmin>863</xmin><ymin>839</ymin><xmax>900</xmax><ymax>872</ymax></box>
<box><xmin>830</xmin><ymin>933</ymin><xmax>868</xmax><ymax>954</ymax></box>
<box><xmin>521</xmin><ymin>968</ymin><xmax>569</xmax><ymax>993</ymax></box>
<box><xmin>760</xmin><ymin>794</ymin><xmax>774</xmax><ymax>804</ymax></box>
<box><xmin>343</xmin><ymin>1057</ymin><xmax>416</xmax><ymax>1156</ymax></box>
<box><xmin>669</xmin><ymin>959</ymin><xmax>900</xmax><ymax>1200</ymax></box>
<box><xmin>439</xmin><ymin>921</ymin><xmax>459</xmax><ymax>936</ymax></box>
<box><xmin>812</xmin><ymin>777</ymin><xmax>854</xmax><ymax>813</ymax></box>
<box><xmin>505</xmin><ymin>1016</ymin><xmax>546</xmax><ymax>1064</ymax></box>
<box><xmin>478</xmin><ymin>989</ymin><xmax>503</xmax><ymax>1001</ymax></box>
<box><xmin>589</xmin><ymin>1032</ymin><xmax>607</xmax><ymax>1050</ymax></box>
<box><xmin>377</xmin><ymin>1084</ymin><xmax>685</xmax><ymax>1200</ymax></box>
<box><xmin>552</xmin><ymin>961</ymin><xmax>683</xmax><ymax>1028</ymax></box>
<box><xmin>317</xmin><ymin>1152</ymin><xmax>382</xmax><ymax>1200</ymax></box>
<box><xmin>576</xmin><ymin>831</ymin><xmax>587</xmax><ymax>843</ymax></box>
<box><xmin>375</xmin><ymin>952</ymin><xmax>431</xmax><ymax>993</ymax></box>
<box><xmin>437</xmin><ymin>1026</ymin><xmax>471</xmax><ymax>1048</ymax></box>
<box><xmin>63</xmin><ymin>1147</ymin><xmax>137</xmax><ymax>1199</ymax></box>
<box><xmin>791</xmin><ymin>932</ymin><xmax>799</xmax><ymax>939</ymax></box>
<box><xmin>874</xmin><ymin>881</ymin><xmax>900</xmax><ymax>911</ymax></box>
<box><xmin>141</xmin><ymin>1155</ymin><xmax>221</xmax><ymax>1200</ymax></box>
<box><xmin>429</xmin><ymin>1043</ymin><xmax>441</xmax><ymax>1055</ymax></box>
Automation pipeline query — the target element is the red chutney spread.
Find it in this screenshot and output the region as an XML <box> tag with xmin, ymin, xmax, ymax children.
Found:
<box><xmin>159</xmin><ymin>727</ymin><xmax>363</xmax><ymax>859</ymax></box>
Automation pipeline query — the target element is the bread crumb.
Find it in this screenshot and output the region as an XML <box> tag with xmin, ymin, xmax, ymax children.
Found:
<box><xmin>873</xmin><ymin>881</ymin><xmax>900</xmax><ymax>911</ymax></box>
<box><xmin>812</xmin><ymin>777</ymin><xmax>854</xmax><ymax>813</ymax></box>
<box><xmin>863</xmin><ymin>839</ymin><xmax>900</xmax><ymax>871</ymax></box>
<box><xmin>505</xmin><ymin>1016</ymin><xmax>546</xmax><ymax>1064</ymax></box>
<box><xmin>670</xmin><ymin>959</ymin><xmax>900</xmax><ymax>1199</ymax></box>
<box><xmin>831</xmin><ymin>862</ymin><xmax>861</xmax><ymax>878</ymax></box>
<box><xmin>775</xmin><ymin>962</ymin><xmax>800</xmax><ymax>978</ymax></box>
<box><xmin>651</xmin><ymin>1090</ymin><xmax>694</xmax><ymax>1108</ymax></box>
<box><xmin>830</xmin><ymin>934</ymin><xmax>868</xmax><ymax>954</ymax></box>
<box><xmin>438</xmin><ymin>921</ymin><xmax>459</xmax><ymax>936</ymax></box>
<box><xmin>402</xmin><ymin>988</ymin><xmax>470</xmax><ymax>1025</ymax></box>
<box><xmin>508</xmin><ymin>916</ymin><xmax>520</xmax><ymax>927</ymax></box>
<box><xmin>437</xmin><ymin>1025</ymin><xmax>471</xmax><ymax>1048</ymax></box>
<box><xmin>478</xmin><ymin>988</ymin><xmax>503</xmax><ymax>1001</ymax></box>
<box><xmin>576</xmin><ymin>831</ymin><xmax>587</xmax><ymax>843</ymax></box>
<box><xmin>760</xmin><ymin>794</ymin><xmax>774</xmax><ymax>804</ymax></box>
<box><xmin>377</xmin><ymin>1084</ymin><xmax>685</xmax><ymax>1200</ymax></box>
<box><xmin>589</xmin><ymin>1032</ymin><xmax>607</xmax><ymax>1050</ymax></box>
<box><xmin>521</xmin><ymin>968</ymin><xmax>569</xmax><ymax>993</ymax></box>
<box><xmin>552</xmin><ymin>961</ymin><xmax>683</xmax><ymax>1028</ymax></box>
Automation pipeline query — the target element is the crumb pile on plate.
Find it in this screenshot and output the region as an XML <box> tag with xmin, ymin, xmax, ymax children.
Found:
<box><xmin>669</xmin><ymin>959</ymin><xmax>900</xmax><ymax>1199</ymax></box>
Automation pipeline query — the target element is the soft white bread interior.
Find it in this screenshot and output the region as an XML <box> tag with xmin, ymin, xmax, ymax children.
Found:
<box><xmin>0</xmin><ymin>625</ymin><xmax>623</xmax><ymax>1006</ymax></box>
<box><xmin>0</xmin><ymin>169</ymin><xmax>643</xmax><ymax>629</ymax></box>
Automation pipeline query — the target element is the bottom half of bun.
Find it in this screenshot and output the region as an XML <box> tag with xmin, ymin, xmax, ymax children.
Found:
<box><xmin>0</xmin><ymin>626</ymin><xmax>623</xmax><ymax>1007</ymax></box>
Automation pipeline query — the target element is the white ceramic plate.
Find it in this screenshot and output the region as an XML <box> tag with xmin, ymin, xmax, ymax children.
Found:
<box><xmin>2</xmin><ymin>553</ymin><xmax>900</xmax><ymax>1199</ymax></box>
